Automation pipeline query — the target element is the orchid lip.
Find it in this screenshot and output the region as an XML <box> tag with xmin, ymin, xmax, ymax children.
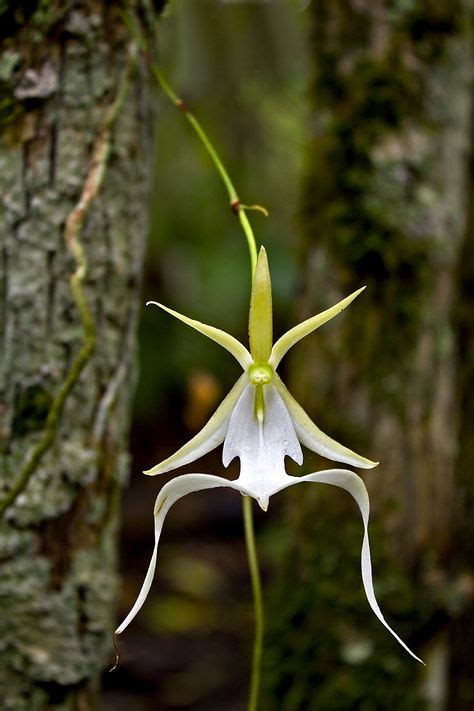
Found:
<box><xmin>116</xmin><ymin>467</ymin><xmax>424</xmax><ymax>664</ymax></box>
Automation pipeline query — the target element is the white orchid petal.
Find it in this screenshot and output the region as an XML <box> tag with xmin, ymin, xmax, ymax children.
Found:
<box><xmin>223</xmin><ymin>384</ymin><xmax>302</xmax><ymax>496</ymax></box>
<box><xmin>115</xmin><ymin>473</ymin><xmax>252</xmax><ymax>635</ymax></box>
<box><xmin>273</xmin><ymin>469</ymin><xmax>424</xmax><ymax>664</ymax></box>
<box><xmin>273</xmin><ymin>374</ymin><xmax>378</xmax><ymax>469</ymax></box>
<box><xmin>269</xmin><ymin>287</ymin><xmax>366</xmax><ymax>368</ymax></box>
<box><xmin>147</xmin><ymin>301</ymin><xmax>252</xmax><ymax>369</ymax></box>
<box><xmin>144</xmin><ymin>375</ymin><xmax>248</xmax><ymax>475</ymax></box>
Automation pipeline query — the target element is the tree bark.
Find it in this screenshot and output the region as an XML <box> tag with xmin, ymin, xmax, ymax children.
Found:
<box><xmin>0</xmin><ymin>3</ymin><xmax>155</xmax><ymax>707</ymax></box>
<box><xmin>265</xmin><ymin>2</ymin><xmax>472</xmax><ymax>709</ymax></box>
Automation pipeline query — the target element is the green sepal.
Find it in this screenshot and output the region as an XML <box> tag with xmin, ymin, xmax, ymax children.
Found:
<box><xmin>249</xmin><ymin>246</ymin><xmax>273</xmax><ymax>363</ymax></box>
<box><xmin>273</xmin><ymin>373</ymin><xmax>378</xmax><ymax>469</ymax></box>
<box><xmin>147</xmin><ymin>301</ymin><xmax>252</xmax><ymax>369</ymax></box>
<box><xmin>269</xmin><ymin>286</ymin><xmax>366</xmax><ymax>367</ymax></box>
<box><xmin>144</xmin><ymin>374</ymin><xmax>247</xmax><ymax>475</ymax></box>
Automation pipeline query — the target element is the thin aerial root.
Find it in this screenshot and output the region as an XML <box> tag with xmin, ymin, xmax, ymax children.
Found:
<box><xmin>109</xmin><ymin>634</ymin><xmax>120</xmax><ymax>672</ymax></box>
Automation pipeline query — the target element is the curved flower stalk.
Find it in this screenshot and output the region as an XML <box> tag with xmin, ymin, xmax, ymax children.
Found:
<box><xmin>116</xmin><ymin>247</ymin><xmax>422</xmax><ymax>664</ymax></box>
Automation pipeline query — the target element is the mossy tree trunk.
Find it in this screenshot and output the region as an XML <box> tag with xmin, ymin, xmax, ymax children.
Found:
<box><xmin>0</xmin><ymin>3</ymin><xmax>159</xmax><ymax>708</ymax></box>
<box><xmin>265</xmin><ymin>2</ymin><xmax>472</xmax><ymax>709</ymax></box>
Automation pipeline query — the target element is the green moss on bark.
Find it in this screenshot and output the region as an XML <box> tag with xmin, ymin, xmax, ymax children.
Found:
<box><xmin>300</xmin><ymin>0</ymin><xmax>462</xmax><ymax>408</ymax></box>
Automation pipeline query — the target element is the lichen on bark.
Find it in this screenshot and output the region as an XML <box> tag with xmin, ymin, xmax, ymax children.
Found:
<box><xmin>0</xmin><ymin>3</ymin><xmax>153</xmax><ymax>707</ymax></box>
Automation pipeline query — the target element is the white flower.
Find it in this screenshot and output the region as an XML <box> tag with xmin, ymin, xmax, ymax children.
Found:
<box><xmin>116</xmin><ymin>247</ymin><xmax>422</xmax><ymax>663</ymax></box>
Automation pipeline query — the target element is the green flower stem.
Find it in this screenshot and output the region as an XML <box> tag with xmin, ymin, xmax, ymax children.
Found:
<box><xmin>121</xmin><ymin>7</ymin><xmax>258</xmax><ymax>275</ymax></box>
<box><xmin>152</xmin><ymin>66</ymin><xmax>239</xmax><ymax>199</ymax></box>
<box><xmin>243</xmin><ymin>495</ymin><xmax>264</xmax><ymax>711</ymax></box>
<box><xmin>126</xmin><ymin>19</ymin><xmax>264</xmax><ymax>708</ymax></box>
<box><xmin>150</xmin><ymin>63</ymin><xmax>258</xmax><ymax>275</ymax></box>
<box><xmin>238</xmin><ymin>209</ymin><xmax>258</xmax><ymax>276</ymax></box>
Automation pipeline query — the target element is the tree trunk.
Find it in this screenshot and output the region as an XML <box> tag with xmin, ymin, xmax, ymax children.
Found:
<box><xmin>265</xmin><ymin>2</ymin><xmax>472</xmax><ymax>709</ymax></box>
<box><xmin>0</xmin><ymin>3</ymin><xmax>155</xmax><ymax>707</ymax></box>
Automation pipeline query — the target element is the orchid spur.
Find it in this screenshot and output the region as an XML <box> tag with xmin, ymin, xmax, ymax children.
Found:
<box><xmin>116</xmin><ymin>247</ymin><xmax>422</xmax><ymax>664</ymax></box>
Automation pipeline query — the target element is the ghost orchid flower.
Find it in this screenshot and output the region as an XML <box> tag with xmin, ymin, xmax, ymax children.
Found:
<box><xmin>116</xmin><ymin>247</ymin><xmax>422</xmax><ymax>663</ymax></box>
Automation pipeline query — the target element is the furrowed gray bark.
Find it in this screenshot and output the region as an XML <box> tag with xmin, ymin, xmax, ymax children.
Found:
<box><xmin>0</xmin><ymin>3</ymin><xmax>155</xmax><ymax>707</ymax></box>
